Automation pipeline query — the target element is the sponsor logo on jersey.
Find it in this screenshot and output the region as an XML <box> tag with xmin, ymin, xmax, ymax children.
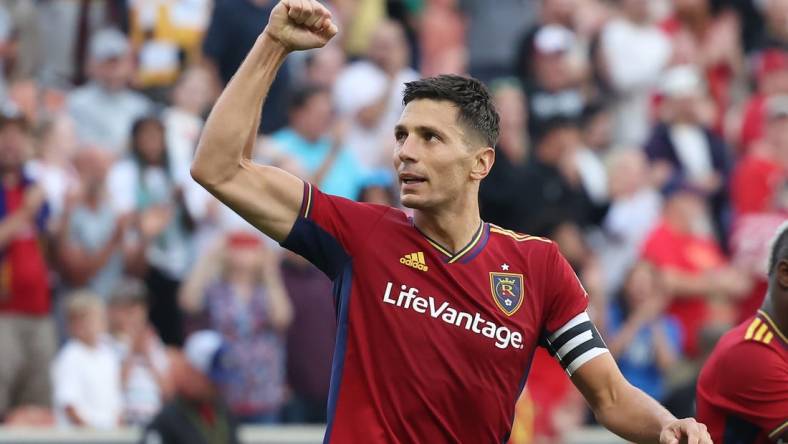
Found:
<box><xmin>490</xmin><ymin>272</ymin><xmax>524</xmax><ymax>316</ymax></box>
<box><xmin>400</xmin><ymin>252</ymin><xmax>429</xmax><ymax>271</ymax></box>
<box><xmin>382</xmin><ymin>282</ymin><xmax>524</xmax><ymax>350</ymax></box>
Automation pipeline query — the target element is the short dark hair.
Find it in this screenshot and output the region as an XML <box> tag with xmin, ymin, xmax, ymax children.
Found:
<box><xmin>288</xmin><ymin>83</ymin><xmax>329</xmax><ymax>113</ymax></box>
<box><xmin>768</xmin><ymin>221</ymin><xmax>788</xmax><ymax>277</ymax></box>
<box><xmin>532</xmin><ymin>116</ymin><xmax>578</xmax><ymax>148</ymax></box>
<box><xmin>402</xmin><ymin>74</ymin><xmax>500</xmax><ymax>147</ymax></box>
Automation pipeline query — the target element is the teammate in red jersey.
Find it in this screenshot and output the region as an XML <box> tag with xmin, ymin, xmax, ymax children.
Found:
<box><xmin>697</xmin><ymin>222</ymin><xmax>788</xmax><ymax>444</ymax></box>
<box><xmin>191</xmin><ymin>1</ymin><xmax>712</xmax><ymax>442</ymax></box>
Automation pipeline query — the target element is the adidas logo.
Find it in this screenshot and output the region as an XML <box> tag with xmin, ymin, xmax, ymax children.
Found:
<box><xmin>400</xmin><ymin>252</ymin><xmax>429</xmax><ymax>271</ymax></box>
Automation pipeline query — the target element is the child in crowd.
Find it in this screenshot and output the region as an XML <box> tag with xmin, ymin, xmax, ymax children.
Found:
<box><xmin>51</xmin><ymin>291</ymin><xmax>122</xmax><ymax>428</ymax></box>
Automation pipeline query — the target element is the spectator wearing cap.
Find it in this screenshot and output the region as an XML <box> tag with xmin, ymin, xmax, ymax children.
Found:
<box><xmin>598</xmin><ymin>0</ymin><xmax>671</xmax><ymax>146</ymax></box>
<box><xmin>55</xmin><ymin>147</ymin><xmax>132</xmax><ymax>300</ymax></box>
<box><xmin>141</xmin><ymin>330</ymin><xmax>240</xmax><ymax>444</ymax></box>
<box><xmin>0</xmin><ymin>110</ymin><xmax>55</xmax><ymax>419</ymax></box>
<box><xmin>66</xmin><ymin>28</ymin><xmax>153</xmax><ymax>156</ymax></box>
<box><xmin>51</xmin><ymin>291</ymin><xmax>122</xmax><ymax>429</ymax></box>
<box><xmin>515</xmin><ymin>0</ymin><xmax>577</xmax><ymax>84</ymax></box>
<box><xmin>333</xmin><ymin>20</ymin><xmax>418</xmax><ymax>170</ymax></box>
<box><xmin>521</xmin><ymin>25</ymin><xmax>587</xmax><ymax>139</ymax></box>
<box><xmin>107</xmin><ymin>279</ymin><xmax>172</xmax><ymax>427</ymax></box>
<box><xmin>738</xmin><ymin>49</ymin><xmax>788</xmax><ymax>153</ymax></box>
<box><xmin>268</xmin><ymin>84</ymin><xmax>366</xmax><ymax>201</ymax></box>
<box><xmin>108</xmin><ymin>114</ymin><xmax>194</xmax><ymax>346</ymax></box>
<box><xmin>179</xmin><ymin>231</ymin><xmax>292</xmax><ymax>424</ymax></box>
<box><xmin>645</xmin><ymin>65</ymin><xmax>731</xmax><ymax>246</ymax></box>
<box><xmin>202</xmin><ymin>0</ymin><xmax>290</xmax><ymax>134</ymax></box>
<box><xmin>641</xmin><ymin>178</ymin><xmax>749</xmax><ymax>357</ymax></box>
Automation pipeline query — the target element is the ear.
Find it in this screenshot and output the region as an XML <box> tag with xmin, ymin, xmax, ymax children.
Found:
<box><xmin>777</xmin><ymin>259</ymin><xmax>788</xmax><ymax>289</ymax></box>
<box><xmin>470</xmin><ymin>147</ymin><xmax>495</xmax><ymax>181</ymax></box>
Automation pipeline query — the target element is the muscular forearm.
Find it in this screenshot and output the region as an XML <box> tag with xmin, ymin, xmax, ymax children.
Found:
<box><xmin>192</xmin><ymin>33</ymin><xmax>288</xmax><ymax>186</ymax></box>
<box><xmin>594</xmin><ymin>382</ymin><xmax>675</xmax><ymax>444</ymax></box>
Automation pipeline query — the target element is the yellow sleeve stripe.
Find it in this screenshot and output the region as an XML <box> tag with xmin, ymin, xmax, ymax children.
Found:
<box><xmin>768</xmin><ymin>420</ymin><xmax>788</xmax><ymax>439</ymax></box>
<box><xmin>753</xmin><ymin>324</ymin><xmax>769</xmax><ymax>341</ymax></box>
<box><xmin>763</xmin><ymin>332</ymin><xmax>773</xmax><ymax>344</ymax></box>
<box><xmin>744</xmin><ymin>318</ymin><xmax>762</xmax><ymax>340</ymax></box>
<box><xmin>489</xmin><ymin>226</ymin><xmax>552</xmax><ymax>243</ymax></box>
<box><xmin>758</xmin><ymin>310</ymin><xmax>788</xmax><ymax>344</ymax></box>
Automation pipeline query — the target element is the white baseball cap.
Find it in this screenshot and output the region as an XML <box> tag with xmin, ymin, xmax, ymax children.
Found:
<box><xmin>534</xmin><ymin>25</ymin><xmax>575</xmax><ymax>55</ymax></box>
<box><xmin>183</xmin><ymin>330</ymin><xmax>232</xmax><ymax>383</ymax></box>
<box><xmin>89</xmin><ymin>28</ymin><xmax>129</xmax><ymax>62</ymax></box>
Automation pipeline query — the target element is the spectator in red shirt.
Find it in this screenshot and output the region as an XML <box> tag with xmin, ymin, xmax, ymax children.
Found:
<box><xmin>0</xmin><ymin>109</ymin><xmax>55</xmax><ymax>418</ymax></box>
<box><xmin>731</xmin><ymin>95</ymin><xmax>788</xmax><ymax>216</ymax></box>
<box><xmin>641</xmin><ymin>179</ymin><xmax>749</xmax><ymax>357</ymax></box>
<box><xmin>737</xmin><ymin>50</ymin><xmax>788</xmax><ymax>153</ymax></box>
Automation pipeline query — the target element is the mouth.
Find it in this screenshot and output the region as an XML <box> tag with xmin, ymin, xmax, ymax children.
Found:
<box><xmin>398</xmin><ymin>172</ymin><xmax>428</xmax><ymax>186</ymax></box>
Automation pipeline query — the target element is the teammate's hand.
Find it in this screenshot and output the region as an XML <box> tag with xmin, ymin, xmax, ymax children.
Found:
<box><xmin>264</xmin><ymin>0</ymin><xmax>338</xmax><ymax>52</ymax></box>
<box><xmin>660</xmin><ymin>418</ymin><xmax>712</xmax><ymax>444</ymax></box>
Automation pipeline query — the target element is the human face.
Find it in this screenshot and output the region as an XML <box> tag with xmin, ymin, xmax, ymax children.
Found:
<box><xmin>92</xmin><ymin>55</ymin><xmax>133</xmax><ymax>92</ymax></box>
<box><xmin>71</xmin><ymin>306</ymin><xmax>106</xmax><ymax>347</ymax></box>
<box><xmin>135</xmin><ymin>121</ymin><xmax>166</xmax><ymax>165</ymax></box>
<box><xmin>0</xmin><ymin>123</ymin><xmax>30</xmax><ymax>173</ymax></box>
<box><xmin>393</xmin><ymin>99</ymin><xmax>492</xmax><ymax>210</ymax></box>
<box><xmin>291</xmin><ymin>92</ymin><xmax>333</xmax><ymax>141</ymax></box>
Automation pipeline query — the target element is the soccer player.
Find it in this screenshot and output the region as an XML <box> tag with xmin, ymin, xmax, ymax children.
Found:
<box><xmin>697</xmin><ymin>222</ymin><xmax>788</xmax><ymax>444</ymax></box>
<box><xmin>191</xmin><ymin>1</ymin><xmax>712</xmax><ymax>442</ymax></box>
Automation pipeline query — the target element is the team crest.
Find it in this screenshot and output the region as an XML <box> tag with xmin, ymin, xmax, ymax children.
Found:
<box><xmin>490</xmin><ymin>272</ymin><xmax>524</xmax><ymax>316</ymax></box>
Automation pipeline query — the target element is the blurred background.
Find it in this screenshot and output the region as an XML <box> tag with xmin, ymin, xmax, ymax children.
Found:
<box><xmin>0</xmin><ymin>0</ymin><xmax>785</xmax><ymax>443</ymax></box>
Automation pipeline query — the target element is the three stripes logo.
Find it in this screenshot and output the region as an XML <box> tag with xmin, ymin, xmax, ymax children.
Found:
<box><xmin>400</xmin><ymin>252</ymin><xmax>429</xmax><ymax>271</ymax></box>
<box><xmin>744</xmin><ymin>317</ymin><xmax>773</xmax><ymax>344</ymax></box>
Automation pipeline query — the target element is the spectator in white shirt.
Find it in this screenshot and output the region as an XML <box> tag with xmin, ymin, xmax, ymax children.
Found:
<box><xmin>333</xmin><ymin>20</ymin><xmax>418</xmax><ymax>170</ymax></box>
<box><xmin>51</xmin><ymin>291</ymin><xmax>122</xmax><ymax>429</ymax></box>
<box><xmin>599</xmin><ymin>0</ymin><xmax>671</xmax><ymax>146</ymax></box>
<box><xmin>67</xmin><ymin>28</ymin><xmax>152</xmax><ymax>157</ymax></box>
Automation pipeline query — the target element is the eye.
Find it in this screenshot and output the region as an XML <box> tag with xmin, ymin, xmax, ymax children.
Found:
<box><xmin>395</xmin><ymin>130</ymin><xmax>407</xmax><ymax>143</ymax></box>
<box><xmin>425</xmin><ymin>132</ymin><xmax>440</xmax><ymax>143</ymax></box>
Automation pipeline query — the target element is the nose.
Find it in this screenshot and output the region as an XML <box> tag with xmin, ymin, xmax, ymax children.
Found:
<box><xmin>395</xmin><ymin>136</ymin><xmax>418</xmax><ymax>165</ymax></box>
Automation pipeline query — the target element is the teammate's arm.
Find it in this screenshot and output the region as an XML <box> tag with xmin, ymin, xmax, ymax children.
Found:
<box><xmin>190</xmin><ymin>0</ymin><xmax>338</xmax><ymax>242</ymax></box>
<box><xmin>571</xmin><ymin>354</ymin><xmax>710</xmax><ymax>444</ymax></box>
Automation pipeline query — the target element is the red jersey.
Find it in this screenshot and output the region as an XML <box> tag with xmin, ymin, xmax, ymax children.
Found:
<box><xmin>281</xmin><ymin>183</ymin><xmax>607</xmax><ymax>443</ymax></box>
<box><xmin>696</xmin><ymin>311</ymin><xmax>788</xmax><ymax>444</ymax></box>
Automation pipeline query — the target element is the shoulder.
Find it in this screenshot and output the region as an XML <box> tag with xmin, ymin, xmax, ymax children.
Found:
<box><xmin>488</xmin><ymin>223</ymin><xmax>555</xmax><ymax>252</ymax></box>
<box><xmin>706</xmin><ymin>319</ymin><xmax>786</xmax><ymax>386</ymax></box>
<box><xmin>67</xmin><ymin>85</ymin><xmax>97</xmax><ymax>107</ymax></box>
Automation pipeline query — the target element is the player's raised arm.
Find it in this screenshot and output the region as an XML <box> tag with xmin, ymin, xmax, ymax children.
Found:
<box><xmin>191</xmin><ymin>0</ymin><xmax>338</xmax><ymax>242</ymax></box>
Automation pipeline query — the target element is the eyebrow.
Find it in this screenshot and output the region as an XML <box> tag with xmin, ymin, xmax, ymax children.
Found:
<box><xmin>395</xmin><ymin>124</ymin><xmax>450</xmax><ymax>140</ymax></box>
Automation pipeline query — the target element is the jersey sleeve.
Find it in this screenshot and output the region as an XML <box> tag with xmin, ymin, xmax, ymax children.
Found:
<box><xmin>539</xmin><ymin>242</ymin><xmax>608</xmax><ymax>376</ymax></box>
<box><xmin>715</xmin><ymin>342</ymin><xmax>788</xmax><ymax>442</ymax></box>
<box><xmin>280</xmin><ymin>182</ymin><xmax>391</xmax><ymax>279</ymax></box>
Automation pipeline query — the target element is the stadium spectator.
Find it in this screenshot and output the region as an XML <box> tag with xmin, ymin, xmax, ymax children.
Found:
<box><xmin>333</xmin><ymin>19</ymin><xmax>418</xmax><ymax>169</ymax></box>
<box><xmin>418</xmin><ymin>0</ymin><xmax>465</xmax><ymax>78</ymax></box>
<box><xmin>480</xmin><ymin>80</ymin><xmax>531</xmax><ymax>231</ymax></box>
<box><xmin>522</xmin><ymin>25</ymin><xmax>587</xmax><ymax>138</ymax></box>
<box><xmin>179</xmin><ymin>231</ymin><xmax>292</xmax><ymax>423</ymax></box>
<box><xmin>51</xmin><ymin>291</ymin><xmax>122</xmax><ymax>429</ymax></box>
<box><xmin>55</xmin><ymin>148</ymin><xmax>131</xmax><ymax>299</ymax></box>
<box><xmin>202</xmin><ymin>0</ymin><xmax>290</xmax><ymax>134</ymax></box>
<box><xmin>574</xmin><ymin>103</ymin><xmax>613</xmax><ymax>205</ymax></box>
<box><xmin>641</xmin><ymin>179</ymin><xmax>749</xmax><ymax>357</ymax></box>
<box><xmin>598</xmin><ymin>0</ymin><xmax>672</xmax><ymax>146</ymax></box>
<box><xmin>0</xmin><ymin>109</ymin><xmax>54</xmax><ymax>419</ymax></box>
<box><xmin>515</xmin><ymin>0</ymin><xmax>578</xmax><ymax>85</ymax></box>
<box><xmin>107</xmin><ymin>115</ymin><xmax>193</xmax><ymax>346</ymax></box>
<box><xmin>737</xmin><ymin>49</ymin><xmax>788</xmax><ymax>153</ymax></box>
<box><xmin>607</xmin><ymin>261</ymin><xmax>682</xmax><ymax>402</ymax></box>
<box><xmin>142</xmin><ymin>330</ymin><xmax>240</xmax><ymax>444</ymax></box>
<box><xmin>458</xmin><ymin>0</ymin><xmax>536</xmax><ymax>83</ymax></box>
<box><xmin>302</xmin><ymin>43</ymin><xmax>347</xmax><ymax>88</ymax></box>
<box><xmin>269</xmin><ymin>84</ymin><xmax>366</xmax><ymax>200</ymax></box>
<box><xmin>598</xmin><ymin>149</ymin><xmax>662</xmax><ymax>296</ymax></box>
<box><xmin>280</xmin><ymin>250</ymin><xmax>335</xmax><ymax>424</ymax></box>
<box><xmin>107</xmin><ymin>279</ymin><xmax>172</xmax><ymax>427</ymax></box>
<box><xmin>67</xmin><ymin>28</ymin><xmax>153</xmax><ymax>156</ymax></box>
<box><xmin>645</xmin><ymin>65</ymin><xmax>731</xmax><ymax>245</ymax></box>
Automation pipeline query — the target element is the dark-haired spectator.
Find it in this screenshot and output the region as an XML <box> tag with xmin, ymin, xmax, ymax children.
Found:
<box><xmin>641</xmin><ymin>180</ymin><xmax>749</xmax><ymax>357</ymax></box>
<box><xmin>522</xmin><ymin>25</ymin><xmax>587</xmax><ymax>138</ymax></box>
<box><xmin>51</xmin><ymin>292</ymin><xmax>122</xmax><ymax>429</ymax></box>
<box><xmin>607</xmin><ymin>261</ymin><xmax>682</xmax><ymax>402</ymax></box>
<box><xmin>333</xmin><ymin>19</ymin><xmax>418</xmax><ymax>170</ymax></box>
<box><xmin>574</xmin><ymin>103</ymin><xmax>613</xmax><ymax>205</ymax></box>
<box><xmin>0</xmin><ymin>110</ymin><xmax>54</xmax><ymax>419</ymax></box>
<box><xmin>480</xmin><ymin>80</ymin><xmax>531</xmax><ymax>231</ymax></box>
<box><xmin>645</xmin><ymin>65</ymin><xmax>730</xmax><ymax>245</ymax></box>
<box><xmin>599</xmin><ymin>0</ymin><xmax>671</xmax><ymax>146</ymax></box>
<box><xmin>55</xmin><ymin>148</ymin><xmax>131</xmax><ymax>299</ymax></box>
<box><xmin>108</xmin><ymin>115</ymin><xmax>193</xmax><ymax>346</ymax></box>
<box><xmin>67</xmin><ymin>28</ymin><xmax>152</xmax><ymax>156</ymax></box>
<box><xmin>280</xmin><ymin>250</ymin><xmax>335</xmax><ymax>424</ymax></box>
<box><xmin>202</xmin><ymin>0</ymin><xmax>289</xmax><ymax>134</ymax></box>
<box><xmin>107</xmin><ymin>279</ymin><xmax>172</xmax><ymax>427</ymax></box>
<box><xmin>269</xmin><ymin>85</ymin><xmax>365</xmax><ymax>200</ymax></box>
<box><xmin>179</xmin><ymin>232</ymin><xmax>292</xmax><ymax>423</ymax></box>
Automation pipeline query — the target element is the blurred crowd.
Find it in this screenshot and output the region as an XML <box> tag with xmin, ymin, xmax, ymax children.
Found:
<box><xmin>0</xmin><ymin>0</ymin><xmax>785</xmax><ymax>443</ymax></box>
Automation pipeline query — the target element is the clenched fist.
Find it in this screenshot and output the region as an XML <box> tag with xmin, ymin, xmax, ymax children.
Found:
<box><xmin>264</xmin><ymin>0</ymin><xmax>338</xmax><ymax>52</ymax></box>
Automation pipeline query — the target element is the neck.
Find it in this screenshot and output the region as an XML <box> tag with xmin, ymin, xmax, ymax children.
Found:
<box><xmin>761</xmin><ymin>291</ymin><xmax>788</xmax><ymax>337</ymax></box>
<box><xmin>413</xmin><ymin>192</ymin><xmax>481</xmax><ymax>254</ymax></box>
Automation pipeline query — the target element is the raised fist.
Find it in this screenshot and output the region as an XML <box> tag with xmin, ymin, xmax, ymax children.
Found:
<box><xmin>265</xmin><ymin>0</ymin><xmax>338</xmax><ymax>52</ymax></box>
